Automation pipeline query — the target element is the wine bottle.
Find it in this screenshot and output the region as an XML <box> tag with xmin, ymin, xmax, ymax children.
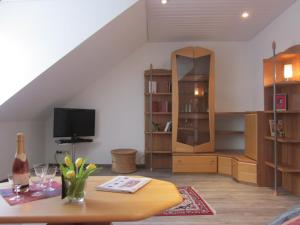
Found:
<box><xmin>12</xmin><ymin>133</ymin><xmax>29</xmax><ymax>192</ymax></box>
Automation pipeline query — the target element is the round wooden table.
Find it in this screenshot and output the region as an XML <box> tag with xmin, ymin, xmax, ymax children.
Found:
<box><xmin>0</xmin><ymin>176</ymin><xmax>182</xmax><ymax>225</ymax></box>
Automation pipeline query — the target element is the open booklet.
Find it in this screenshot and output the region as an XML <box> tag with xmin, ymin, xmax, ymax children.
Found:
<box><xmin>96</xmin><ymin>176</ymin><xmax>152</xmax><ymax>193</ymax></box>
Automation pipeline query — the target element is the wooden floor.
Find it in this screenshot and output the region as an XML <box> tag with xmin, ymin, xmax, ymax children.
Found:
<box><xmin>98</xmin><ymin>168</ymin><xmax>300</xmax><ymax>225</ymax></box>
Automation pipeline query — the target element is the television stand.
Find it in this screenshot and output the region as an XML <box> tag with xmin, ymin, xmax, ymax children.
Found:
<box><xmin>55</xmin><ymin>138</ymin><xmax>93</xmax><ymax>144</ymax></box>
<box><xmin>55</xmin><ymin>138</ymin><xmax>93</xmax><ymax>162</ymax></box>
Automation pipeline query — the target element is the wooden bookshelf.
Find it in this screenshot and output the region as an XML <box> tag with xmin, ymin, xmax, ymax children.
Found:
<box><xmin>265</xmin><ymin>161</ymin><xmax>300</xmax><ymax>173</ymax></box>
<box><xmin>262</xmin><ymin>44</ymin><xmax>300</xmax><ymax>196</ymax></box>
<box><xmin>144</xmin><ymin>67</ymin><xmax>172</xmax><ymax>170</ymax></box>
<box><xmin>264</xmin><ymin>136</ymin><xmax>300</xmax><ymax>144</ymax></box>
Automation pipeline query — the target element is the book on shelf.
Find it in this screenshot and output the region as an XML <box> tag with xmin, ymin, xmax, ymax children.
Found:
<box><xmin>164</xmin><ymin>121</ymin><xmax>172</xmax><ymax>132</ymax></box>
<box><xmin>152</xmin><ymin>101</ymin><xmax>159</xmax><ymax>112</ymax></box>
<box><xmin>168</xmin><ymin>81</ymin><xmax>172</xmax><ymax>93</ymax></box>
<box><xmin>96</xmin><ymin>176</ymin><xmax>151</xmax><ymax>193</ymax></box>
<box><xmin>275</xmin><ymin>93</ymin><xmax>288</xmax><ymax>111</ymax></box>
<box><xmin>161</xmin><ymin>100</ymin><xmax>169</xmax><ymax>112</ymax></box>
<box><xmin>148</xmin><ymin>81</ymin><xmax>157</xmax><ymax>93</ymax></box>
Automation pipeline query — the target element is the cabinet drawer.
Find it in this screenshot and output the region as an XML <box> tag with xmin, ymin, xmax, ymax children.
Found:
<box><xmin>238</xmin><ymin>162</ymin><xmax>257</xmax><ymax>184</ymax></box>
<box><xmin>173</xmin><ymin>155</ymin><xmax>217</xmax><ymax>173</ymax></box>
<box><xmin>218</xmin><ymin>156</ymin><xmax>232</xmax><ymax>175</ymax></box>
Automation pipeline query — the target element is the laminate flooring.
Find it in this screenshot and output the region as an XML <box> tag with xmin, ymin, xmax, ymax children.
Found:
<box><xmin>97</xmin><ymin>168</ymin><xmax>300</xmax><ymax>225</ymax></box>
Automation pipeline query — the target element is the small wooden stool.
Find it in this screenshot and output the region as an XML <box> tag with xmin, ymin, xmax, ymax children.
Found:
<box><xmin>111</xmin><ymin>149</ymin><xmax>137</xmax><ymax>173</ymax></box>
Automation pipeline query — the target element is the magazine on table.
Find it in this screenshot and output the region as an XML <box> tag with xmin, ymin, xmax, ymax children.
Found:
<box><xmin>96</xmin><ymin>176</ymin><xmax>152</xmax><ymax>193</ymax></box>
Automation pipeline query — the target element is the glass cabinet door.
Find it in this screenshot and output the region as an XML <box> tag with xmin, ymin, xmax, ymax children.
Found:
<box><xmin>176</xmin><ymin>54</ymin><xmax>211</xmax><ymax>146</ymax></box>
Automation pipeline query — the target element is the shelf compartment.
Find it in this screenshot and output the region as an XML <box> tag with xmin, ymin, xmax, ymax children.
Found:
<box><xmin>179</xmin><ymin>74</ymin><xmax>209</xmax><ymax>82</ymax></box>
<box><xmin>264</xmin><ymin>110</ymin><xmax>300</xmax><ymax>114</ymax></box>
<box><xmin>265</xmin><ymin>161</ymin><xmax>300</xmax><ymax>173</ymax></box>
<box><xmin>178</xmin><ymin>128</ymin><xmax>209</xmax><ymax>132</ymax></box>
<box><xmin>216</xmin><ymin>130</ymin><xmax>244</xmax><ymax>135</ymax></box>
<box><xmin>144</xmin><ymin>93</ymin><xmax>172</xmax><ymax>96</ymax></box>
<box><xmin>179</xmin><ymin>112</ymin><xmax>208</xmax><ymax>120</ymax></box>
<box><xmin>145</xmin><ymin>112</ymin><xmax>172</xmax><ymax>115</ymax></box>
<box><xmin>264</xmin><ymin>136</ymin><xmax>300</xmax><ymax>144</ymax></box>
<box><xmin>264</xmin><ymin>81</ymin><xmax>300</xmax><ymax>88</ymax></box>
<box><xmin>145</xmin><ymin>132</ymin><xmax>172</xmax><ymax>135</ymax></box>
<box><xmin>144</xmin><ymin>69</ymin><xmax>171</xmax><ymax>77</ymax></box>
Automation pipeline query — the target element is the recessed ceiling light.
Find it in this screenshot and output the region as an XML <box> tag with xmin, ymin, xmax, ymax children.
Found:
<box><xmin>241</xmin><ymin>11</ymin><xmax>249</xmax><ymax>18</ymax></box>
<box><xmin>161</xmin><ymin>0</ymin><xmax>167</xmax><ymax>4</ymax></box>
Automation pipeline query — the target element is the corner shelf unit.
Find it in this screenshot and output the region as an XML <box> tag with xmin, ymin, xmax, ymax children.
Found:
<box><xmin>144</xmin><ymin>67</ymin><xmax>172</xmax><ymax>170</ymax></box>
<box><xmin>262</xmin><ymin>44</ymin><xmax>300</xmax><ymax>196</ymax></box>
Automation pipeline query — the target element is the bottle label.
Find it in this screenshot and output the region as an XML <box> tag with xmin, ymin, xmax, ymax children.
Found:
<box><xmin>16</xmin><ymin>153</ymin><xmax>26</xmax><ymax>161</ymax></box>
<box><xmin>13</xmin><ymin>173</ymin><xmax>30</xmax><ymax>186</ymax></box>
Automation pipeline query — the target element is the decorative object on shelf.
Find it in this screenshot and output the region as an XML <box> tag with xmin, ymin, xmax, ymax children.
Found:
<box><xmin>152</xmin><ymin>121</ymin><xmax>161</xmax><ymax>131</ymax></box>
<box><xmin>164</xmin><ymin>121</ymin><xmax>172</xmax><ymax>132</ymax></box>
<box><xmin>269</xmin><ymin>119</ymin><xmax>276</xmax><ymax>137</ymax></box>
<box><xmin>284</xmin><ymin>64</ymin><xmax>293</xmax><ymax>80</ymax></box>
<box><xmin>275</xmin><ymin>93</ymin><xmax>287</xmax><ymax>111</ymax></box>
<box><xmin>277</xmin><ymin>120</ymin><xmax>285</xmax><ymax>137</ymax></box>
<box><xmin>269</xmin><ymin>119</ymin><xmax>285</xmax><ymax>137</ymax></box>
<box><xmin>60</xmin><ymin>155</ymin><xmax>99</xmax><ymax>203</ymax></box>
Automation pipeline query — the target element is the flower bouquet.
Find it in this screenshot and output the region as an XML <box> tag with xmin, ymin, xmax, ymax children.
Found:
<box><xmin>60</xmin><ymin>155</ymin><xmax>99</xmax><ymax>203</ymax></box>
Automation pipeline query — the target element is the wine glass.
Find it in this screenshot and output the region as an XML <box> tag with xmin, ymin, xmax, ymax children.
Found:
<box><xmin>45</xmin><ymin>166</ymin><xmax>57</xmax><ymax>192</ymax></box>
<box><xmin>33</xmin><ymin>163</ymin><xmax>48</xmax><ymax>189</ymax></box>
<box><xmin>30</xmin><ymin>169</ymin><xmax>43</xmax><ymax>197</ymax></box>
<box><xmin>8</xmin><ymin>175</ymin><xmax>23</xmax><ymax>202</ymax></box>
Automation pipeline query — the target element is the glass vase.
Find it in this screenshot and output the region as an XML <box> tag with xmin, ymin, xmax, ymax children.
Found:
<box><xmin>66</xmin><ymin>178</ymin><xmax>87</xmax><ymax>203</ymax></box>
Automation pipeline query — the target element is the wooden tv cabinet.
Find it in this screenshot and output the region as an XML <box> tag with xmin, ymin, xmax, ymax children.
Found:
<box><xmin>173</xmin><ymin>150</ymin><xmax>257</xmax><ymax>184</ymax></box>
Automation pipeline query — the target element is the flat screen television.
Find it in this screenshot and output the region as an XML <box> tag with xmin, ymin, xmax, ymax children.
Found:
<box><xmin>53</xmin><ymin>108</ymin><xmax>95</xmax><ymax>138</ymax></box>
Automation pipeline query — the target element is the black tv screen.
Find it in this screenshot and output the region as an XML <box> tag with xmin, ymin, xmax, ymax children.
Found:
<box><xmin>53</xmin><ymin>108</ymin><xmax>95</xmax><ymax>138</ymax></box>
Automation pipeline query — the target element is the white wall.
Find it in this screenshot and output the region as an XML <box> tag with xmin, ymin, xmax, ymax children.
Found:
<box><xmin>0</xmin><ymin>0</ymin><xmax>137</xmax><ymax>106</ymax></box>
<box><xmin>44</xmin><ymin>41</ymin><xmax>252</xmax><ymax>164</ymax></box>
<box><xmin>0</xmin><ymin>121</ymin><xmax>45</xmax><ymax>180</ymax></box>
<box><xmin>248</xmin><ymin>0</ymin><xmax>300</xmax><ymax>110</ymax></box>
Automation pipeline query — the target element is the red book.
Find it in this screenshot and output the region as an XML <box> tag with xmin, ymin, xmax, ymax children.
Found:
<box><xmin>152</xmin><ymin>101</ymin><xmax>159</xmax><ymax>112</ymax></box>
<box><xmin>275</xmin><ymin>94</ymin><xmax>287</xmax><ymax>111</ymax></box>
<box><xmin>161</xmin><ymin>101</ymin><xmax>169</xmax><ymax>112</ymax></box>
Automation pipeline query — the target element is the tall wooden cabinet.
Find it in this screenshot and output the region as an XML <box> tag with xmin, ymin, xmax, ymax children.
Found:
<box><xmin>171</xmin><ymin>47</ymin><xmax>215</xmax><ymax>153</ymax></box>
<box><xmin>171</xmin><ymin>47</ymin><xmax>215</xmax><ymax>173</ymax></box>
<box><xmin>262</xmin><ymin>45</ymin><xmax>300</xmax><ymax>196</ymax></box>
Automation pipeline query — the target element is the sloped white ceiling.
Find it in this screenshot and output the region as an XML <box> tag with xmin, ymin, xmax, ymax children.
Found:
<box><xmin>0</xmin><ymin>0</ymin><xmax>147</xmax><ymax>121</ymax></box>
<box><xmin>0</xmin><ymin>0</ymin><xmax>138</xmax><ymax>106</ymax></box>
<box><xmin>147</xmin><ymin>0</ymin><xmax>296</xmax><ymax>41</ymax></box>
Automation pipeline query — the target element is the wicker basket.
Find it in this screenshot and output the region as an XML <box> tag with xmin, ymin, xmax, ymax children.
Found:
<box><xmin>111</xmin><ymin>149</ymin><xmax>137</xmax><ymax>173</ymax></box>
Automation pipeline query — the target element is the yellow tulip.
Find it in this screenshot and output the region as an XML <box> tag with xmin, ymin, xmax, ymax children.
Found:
<box><xmin>86</xmin><ymin>163</ymin><xmax>96</xmax><ymax>171</ymax></box>
<box><xmin>64</xmin><ymin>155</ymin><xmax>72</xmax><ymax>167</ymax></box>
<box><xmin>66</xmin><ymin>170</ymin><xmax>75</xmax><ymax>179</ymax></box>
<box><xmin>75</xmin><ymin>158</ymin><xmax>83</xmax><ymax>168</ymax></box>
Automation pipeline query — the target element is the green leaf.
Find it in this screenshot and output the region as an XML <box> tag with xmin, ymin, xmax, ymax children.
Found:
<box><xmin>78</xmin><ymin>159</ymin><xmax>87</xmax><ymax>178</ymax></box>
<box><xmin>60</xmin><ymin>164</ymin><xmax>68</xmax><ymax>177</ymax></box>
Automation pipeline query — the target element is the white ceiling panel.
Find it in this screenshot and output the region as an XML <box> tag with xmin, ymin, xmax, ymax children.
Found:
<box><xmin>146</xmin><ymin>0</ymin><xmax>296</xmax><ymax>41</ymax></box>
